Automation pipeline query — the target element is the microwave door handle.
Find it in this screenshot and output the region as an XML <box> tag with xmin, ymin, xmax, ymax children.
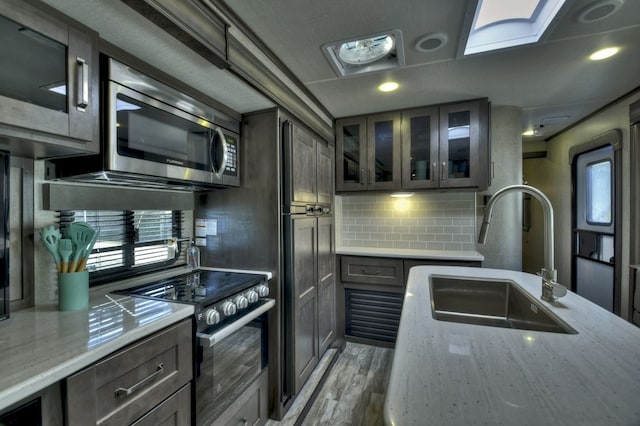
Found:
<box><xmin>196</xmin><ymin>298</ymin><xmax>275</xmax><ymax>348</ymax></box>
<box><xmin>210</xmin><ymin>127</ymin><xmax>228</xmax><ymax>179</ymax></box>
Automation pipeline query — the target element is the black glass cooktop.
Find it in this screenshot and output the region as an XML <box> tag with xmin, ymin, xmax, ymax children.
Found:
<box><xmin>116</xmin><ymin>270</ymin><xmax>265</xmax><ymax>307</ymax></box>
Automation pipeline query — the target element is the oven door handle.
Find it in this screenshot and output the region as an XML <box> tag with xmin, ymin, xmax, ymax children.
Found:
<box><xmin>197</xmin><ymin>298</ymin><xmax>275</xmax><ymax>348</ymax></box>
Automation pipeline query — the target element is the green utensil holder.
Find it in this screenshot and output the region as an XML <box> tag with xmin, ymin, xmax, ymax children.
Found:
<box><xmin>58</xmin><ymin>271</ymin><xmax>89</xmax><ymax>311</ymax></box>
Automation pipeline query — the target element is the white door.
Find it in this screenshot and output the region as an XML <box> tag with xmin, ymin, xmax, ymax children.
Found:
<box><xmin>573</xmin><ymin>145</ymin><xmax>615</xmax><ymax>311</ymax></box>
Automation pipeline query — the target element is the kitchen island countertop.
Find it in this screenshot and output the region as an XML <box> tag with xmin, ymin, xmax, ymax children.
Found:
<box><xmin>336</xmin><ymin>247</ymin><xmax>484</xmax><ymax>262</ymax></box>
<box><xmin>0</xmin><ymin>288</ymin><xmax>193</xmax><ymax>412</ymax></box>
<box><xmin>384</xmin><ymin>266</ymin><xmax>640</xmax><ymax>425</ymax></box>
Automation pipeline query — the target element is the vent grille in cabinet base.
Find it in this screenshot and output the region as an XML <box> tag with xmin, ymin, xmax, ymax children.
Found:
<box><xmin>345</xmin><ymin>289</ymin><xmax>404</xmax><ymax>343</ymax></box>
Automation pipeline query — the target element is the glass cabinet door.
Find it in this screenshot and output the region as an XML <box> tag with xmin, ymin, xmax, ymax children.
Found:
<box><xmin>367</xmin><ymin>112</ymin><xmax>401</xmax><ymax>190</ymax></box>
<box><xmin>438</xmin><ymin>101</ymin><xmax>483</xmax><ymax>189</ymax></box>
<box><xmin>336</xmin><ymin>116</ymin><xmax>367</xmax><ymax>191</ymax></box>
<box><xmin>401</xmin><ymin>107</ymin><xmax>439</xmax><ymax>189</ymax></box>
<box><xmin>0</xmin><ymin>2</ymin><xmax>98</xmax><ymax>149</ymax></box>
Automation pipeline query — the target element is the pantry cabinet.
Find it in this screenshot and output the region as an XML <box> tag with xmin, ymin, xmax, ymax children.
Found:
<box><xmin>0</xmin><ymin>0</ymin><xmax>99</xmax><ymax>158</ymax></box>
<box><xmin>337</xmin><ymin>98</ymin><xmax>490</xmax><ymax>192</ymax></box>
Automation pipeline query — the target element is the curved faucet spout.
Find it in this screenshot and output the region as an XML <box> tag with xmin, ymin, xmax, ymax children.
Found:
<box><xmin>478</xmin><ymin>184</ymin><xmax>564</xmax><ymax>302</ymax></box>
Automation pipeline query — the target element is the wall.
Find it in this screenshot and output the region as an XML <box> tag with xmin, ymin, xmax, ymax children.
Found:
<box><xmin>523</xmin><ymin>90</ymin><xmax>640</xmax><ymax>320</ymax></box>
<box><xmin>337</xmin><ymin>192</ymin><xmax>476</xmax><ymax>251</ymax></box>
<box><xmin>477</xmin><ymin>106</ymin><xmax>523</xmax><ymax>271</ymax></box>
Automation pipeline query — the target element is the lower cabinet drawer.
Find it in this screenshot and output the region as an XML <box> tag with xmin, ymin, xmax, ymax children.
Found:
<box><xmin>345</xmin><ymin>289</ymin><xmax>404</xmax><ymax>343</ymax></box>
<box><xmin>341</xmin><ymin>256</ymin><xmax>404</xmax><ymax>286</ymax></box>
<box><xmin>212</xmin><ymin>369</ymin><xmax>268</xmax><ymax>426</ymax></box>
<box><xmin>131</xmin><ymin>384</ymin><xmax>191</xmax><ymax>426</ymax></box>
<box><xmin>65</xmin><ymin>319</ymin><xmax>193</xmax><ymax>426</ymax></box>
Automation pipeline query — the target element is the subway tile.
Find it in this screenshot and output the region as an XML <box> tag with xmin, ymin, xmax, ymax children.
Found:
<box><xmin>435</xmin><ymin>234</ymin><xmax>453</xmax><ymax>242</ymax></box>
<box><xmin>409</xmin><ymin>241</ymin><xmax>427</xmax><ymax>250</ymax></box>
<box><xmin>393</xmin><ymin>241</ymin><xmax>410</xmax><ymax>249</ymax></box>
<box><xmin>453</xmin><ymin>234</ymin><xmax>473</xmax><ymax>243</ymax></box>
<box><xmin>401</xmin><ymin>233</ymin><xmax>418</xmax><ymax>241</ymax></box>
<box><xmin>444</xmin><ymin>242</ymin><xmax>464</xmax><ymax>251</ymax></box>
<box><xmin>355</xmin><ymin>232</ymin><xmax>370</xmax><ymax>240</ymax></box>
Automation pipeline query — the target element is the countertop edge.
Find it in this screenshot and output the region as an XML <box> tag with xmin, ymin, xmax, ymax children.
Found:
<box><xmin>383</xmin><ymin>266</ymin><xmax>640</xmax><ymax>425</ymax></box>
<box><xmin>336</xmin><ymin>247</ymin><xmax>484</xmax><ymax>261</ymax></box>
<box><xmin>0</xmin><ymin>300</ymin><xmax>193</xmax><ymax>412</ymax></box>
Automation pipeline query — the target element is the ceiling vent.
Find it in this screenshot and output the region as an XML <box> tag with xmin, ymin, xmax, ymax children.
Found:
<box><xmin>322</xmin><ymin>30</ymin><xmax>405</xmax><ymax>77</ymax></box>
<box><xmin>576</xmin><ymin>0</ymin><xmax>624</xmax><ymax>23</ymax></box>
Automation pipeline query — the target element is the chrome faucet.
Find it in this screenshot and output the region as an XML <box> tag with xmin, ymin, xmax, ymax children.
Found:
<box><xmin>478</xmin><ymin>184</ymin><xmax>567</xmax><ymax>302</ymax></box>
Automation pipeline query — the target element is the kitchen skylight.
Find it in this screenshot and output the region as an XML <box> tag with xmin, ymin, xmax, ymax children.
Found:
<box><xmin>464</xmin><ymin>0</ymin><xmax>566</xmax><ymax>55</ymax></box>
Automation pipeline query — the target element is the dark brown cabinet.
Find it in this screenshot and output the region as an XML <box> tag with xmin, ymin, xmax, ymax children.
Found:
<box><xmin>336</xmin><ymin>112</ymin><xmax>401</xmax><ymax>191</ymax></box>
<box><xmin>65</xmin><ymin>319</ymin><xmax>193</xmax><ymax>426</ymax></box>
<box><xmin>338</xmin><ymin>255</ymin><xmax>481</xmax><ymax>346</ymax></box>
<box><xmin>0</xmin><ymin>0</ymin><xmax>99</xmax><ymax>158</ymax></box>
<box><xmin>284</xmin><ymin>120</ymin><xmax>336</xmax><ymax>395</ymax></box>
<box><xmin>337</xmin><ymin>98</ymin><xmax>490</xmax><ymax>192</ymax></box>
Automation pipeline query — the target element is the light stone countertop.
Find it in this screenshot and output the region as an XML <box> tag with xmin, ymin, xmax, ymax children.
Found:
<box><xmin>336</xmin><ymin>247</ymin><xmax>484</xmax><ymax>262</ymax></box>
<box><xmin>384</xmin><ymin>266</ymin><xmax>640</xmax><ymax>425</ymax></box>
<box><xmin>0</xmin><ymin>288</ymin><xmax>194</xmax><ymax>412</ymax></box>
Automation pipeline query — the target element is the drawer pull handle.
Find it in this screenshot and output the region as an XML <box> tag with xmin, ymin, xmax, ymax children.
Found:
<box><xmin>361</xmin><ymin>269</ymin><xmax>380</xmax><ymax>275</ymax></box>
<box><xmin>115</xmin><ymin>363</ymin><xmax>164</xmax><ymax>398</ymax></box>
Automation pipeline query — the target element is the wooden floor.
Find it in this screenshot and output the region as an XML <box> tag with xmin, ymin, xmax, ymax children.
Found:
<box><xmin>300</xmin><ymin>342</ymin><xmax>394</xmax><ymax>426</ymax></box>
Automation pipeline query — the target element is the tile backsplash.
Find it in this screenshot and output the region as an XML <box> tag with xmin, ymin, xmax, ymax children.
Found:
<box><xmin>337</xmin><ymin>192</ymin><xmax>476</xmax><ymax>251</ymax></box>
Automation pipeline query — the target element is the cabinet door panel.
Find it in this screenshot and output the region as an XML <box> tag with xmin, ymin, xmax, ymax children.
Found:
<box><xmin>0</xmin><ymin>0</ymin><xmax>99</xmax><ymax>152</ymax></box>
<box><xmin>367</xmin><ymin>112</ymin><xmax>401</xmax><ymax>190</ymax></box>
<box><xmin>439</xmin><ymin>101</ymin><xmax>488</xmax><ymax>189</ymax></box>
<box><xmin>401</xmin><ymin>107</ymin><xmax>439</xmax><ymax>189</ymax></box>
<box><xmin>317</xmin><ymin>216</ymin><xmax>335</xmax><ymax>355</ymax></box>
<box><xmin>290</xmin><ymin>216</ymin><xmax>318</xmax><ymax>393</ymax></box>
<box><xmin>336</xmin><ymin>116</ymin><xmax>367</xmax><ymax>191</ymax></box>
<box><xmin>317</xmin><ymin>140</ymin><xmax>334</xmax><ymax>205</ymax></box>
<box><xmin>290</xmin><ymin>123</ymin><xmax>317</xmax><ymax>204</ymax></box>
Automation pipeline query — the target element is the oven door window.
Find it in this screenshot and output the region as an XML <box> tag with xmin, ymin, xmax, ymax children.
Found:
<box><xmin>196</xmin><ymin>315</ymin><xmax>267</xmax><ymax>424</ymax></box>
<box><xmin>115</xmin><ymin>93</ymin><xmax>215</xmax><ymax>172</ymax></box>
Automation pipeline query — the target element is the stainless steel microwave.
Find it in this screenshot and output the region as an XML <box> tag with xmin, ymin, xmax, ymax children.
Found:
<box><xmin>48</xmin><ymin>57</ymin><xmax>240</xmax><ymax>190</ymax></box>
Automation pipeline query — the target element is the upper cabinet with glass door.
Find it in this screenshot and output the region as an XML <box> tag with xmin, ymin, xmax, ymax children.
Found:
<box><xmin>437</xmin><ymin>100</ymin><xmax>489</xmax><ymax>190</ymax></box>
<box><xmin>336</xmin><ymin>112</ymin><xmax>401</xmax><ymax>191</ymax></box>
<box><xmin>0</xmin><ymin>0</ymin><xmax>99</xmax><ymax>158</ymax></box>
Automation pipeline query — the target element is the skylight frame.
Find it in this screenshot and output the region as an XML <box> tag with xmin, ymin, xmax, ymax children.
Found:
<box><xmin>463</xmin><ymin>0</ymin><xmax>566</xmax><ymax>56</ymax></box>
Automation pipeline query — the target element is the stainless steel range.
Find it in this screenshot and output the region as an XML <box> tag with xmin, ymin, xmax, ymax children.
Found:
<box><xmin>116</xmin><ymin>268</ymin><xmax>275</xmax><ymax>425</ymax></box>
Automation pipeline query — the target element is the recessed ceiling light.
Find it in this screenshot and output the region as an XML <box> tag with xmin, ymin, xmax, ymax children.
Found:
<box><xmin>589</xmin><ymin>47</ymin><xmax>619</xmax><ymax>60</ymax></box>
<box><xmin>378</xmin><ymin>82</ymin><xmax>399</xmax><ymax>92</ymax></box>
<box><xmin>522</xmin><ymin>130</ymin><xmax>535</xmax><ymax>136</ymax></box>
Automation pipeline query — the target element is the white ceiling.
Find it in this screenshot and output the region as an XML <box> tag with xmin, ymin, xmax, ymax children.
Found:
<box><xmin>41</xmin><ymin>0</ymin><xmax>640</xmax><ymax>142</ymax></box>
<box><xmin>223</xmin><ymin>0</ymin><xmax>640</xmax><ymax>141</ymax></box>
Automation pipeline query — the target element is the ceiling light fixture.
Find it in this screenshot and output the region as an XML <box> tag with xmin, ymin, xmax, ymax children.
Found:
<box><xmin>522</xmin><ymin>130</ymin><xmax>535</xmax><ymax>136</ymax></box>
<box><xmin>589</xmin><ymin>47</ymin><xmax>619</xmax><ymax>60</ymax></box>
<box><xmin>390</xmin><ymin>192</ymin><xmax>414</xmax><ymax>198</ymax></box>
<box><xmin>378</xmin><ymin>82</ymin><xmax>399</xmax><ymax>92</ymax></box>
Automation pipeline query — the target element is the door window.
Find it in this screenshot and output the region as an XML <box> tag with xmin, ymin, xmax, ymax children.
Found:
<box><xmin>585</xmin><ymin>159</ymin><xmax>612</xmax><ymax>225</ymax></box>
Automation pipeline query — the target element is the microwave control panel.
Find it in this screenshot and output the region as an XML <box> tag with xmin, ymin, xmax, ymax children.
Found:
<box><xmin>225</xmin><ymin>135</ymin><xmax>238</xmax><ymax>177</ymax></box>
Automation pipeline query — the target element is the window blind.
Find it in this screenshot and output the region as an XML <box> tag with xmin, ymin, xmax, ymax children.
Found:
<box><xmin>59</xmin><ymin>209</ymin><xmax>184</xmax><ymax>284</ymax></box>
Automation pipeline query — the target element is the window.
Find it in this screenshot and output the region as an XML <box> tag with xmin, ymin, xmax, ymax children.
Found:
<box><xmin>585</xmin><ymin>160</ymin><xmax>612</xmax><ymax>225</ymax></box>
<box><xmin>59</xmin><ymin>209</ymin><xmax>184</xmax><ymax>284</ymax></box>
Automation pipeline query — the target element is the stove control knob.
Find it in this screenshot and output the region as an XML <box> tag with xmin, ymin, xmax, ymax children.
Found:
<box><xmin>221</xmin><ymin>301</ymin><xmax>237</xmax><ymax>316</ymax></box>
<box><xmin>256</xmin><ymin>284</ymin><xmax>269</xmax><ymax>298</ymax></box>
<box><xmin>204</xmin><ymin>308</ymin><xmax>220</xmax><ymax>325</ymax></box>
<box><xmin>233</xmin><ymin>295</ymin><xmax>249</xmax><ymax>310</ymax></box>
<box><xmin>245</xmin><ymin>290</ymin><xmax>259</xmax><ymax>304</ymax></box>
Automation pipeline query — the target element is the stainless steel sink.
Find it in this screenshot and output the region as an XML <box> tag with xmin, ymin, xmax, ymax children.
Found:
<box><xmin>429</xmin><ymin>276</ymin><xmax>578</xmax><ymax>334</ymax></box>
